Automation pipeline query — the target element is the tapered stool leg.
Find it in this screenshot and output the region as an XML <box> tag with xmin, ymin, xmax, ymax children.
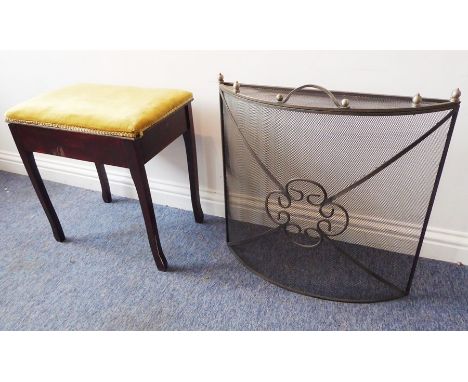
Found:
<box><xmin>183</xmin><ymin>104</ymin><xmax>204</xmax><ymax>223</ymax></box>
<box><xmin>95</xmin><ymin>163</ymin><xmax>112</xmax><ymax>203</ymax></box>
<box><xmin>16</xmin><ymin>147</ymin><xmax>65</xmax><ymax>242</ymax></box>
<box><xmin>128</xmin><ymin>150</ymin><xmax>168</xmax><ymax>271</ymax></box>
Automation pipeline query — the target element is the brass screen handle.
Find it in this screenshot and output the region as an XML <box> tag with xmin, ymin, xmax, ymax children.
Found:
<box><xmin>276</xmin><ymin>84</ymin><xmax>350</xmax><ymax>109</ymax></box>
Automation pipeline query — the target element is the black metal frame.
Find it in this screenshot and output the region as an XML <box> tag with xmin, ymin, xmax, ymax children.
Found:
<box><xmin>219</xmin><ymin>81</ymin><xmax>460</xmax><ymax>303</ymax></box>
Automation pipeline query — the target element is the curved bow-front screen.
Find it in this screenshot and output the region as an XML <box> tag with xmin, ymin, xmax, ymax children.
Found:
<box><xmin>219</xmin><ymin>82</ymin><xmax>460</xmax><ymax>302</ymax></box>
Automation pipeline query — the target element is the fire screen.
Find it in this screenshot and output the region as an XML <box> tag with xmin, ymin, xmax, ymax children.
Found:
<box><xmin>218</xmin><ymin>75</ymin><xmax>461</xmax><ymax>302</ymax></box>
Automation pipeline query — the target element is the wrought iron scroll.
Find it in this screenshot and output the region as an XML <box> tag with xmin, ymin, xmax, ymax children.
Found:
<box><xmin>265</xmin><ymin>179</ymin><xmax>349</xmax><ymax>248</ymax></box>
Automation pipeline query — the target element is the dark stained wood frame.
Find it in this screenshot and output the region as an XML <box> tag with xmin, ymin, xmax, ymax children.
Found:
<box><xmin>8</xmin><ymin>103</ymin><xmax>204</xmax><ymax>271</ymax></box>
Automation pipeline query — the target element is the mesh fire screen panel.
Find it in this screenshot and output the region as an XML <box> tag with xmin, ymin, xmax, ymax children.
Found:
<box><xmin>219</xmin><ymin>79</ymin><xmax>460</xmax><ymax>303</ymax></box>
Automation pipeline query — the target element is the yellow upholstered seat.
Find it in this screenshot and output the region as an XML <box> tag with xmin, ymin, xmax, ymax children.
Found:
<box><xmin>5</xmin><ymin>84</ymin><xmax>193</xmax><ymax>138</ymax></box>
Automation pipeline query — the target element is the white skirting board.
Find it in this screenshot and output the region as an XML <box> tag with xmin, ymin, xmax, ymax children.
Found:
<box><xmin>1</xmin><ymin>149</ymin><xmax>467</xmax><ymax>265</ymax></box>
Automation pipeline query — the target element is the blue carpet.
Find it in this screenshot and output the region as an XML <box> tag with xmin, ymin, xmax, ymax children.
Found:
<box><xmin>0</xmin><ymin>170</ymin><xmax>466</xmax><ymax>330</ymax></box>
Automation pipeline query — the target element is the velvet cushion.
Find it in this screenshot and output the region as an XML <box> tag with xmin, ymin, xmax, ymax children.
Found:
<box><xmin>5</xmin><ymin>84</ymin><xmax>193</xmax><ymax>138</ymax></box>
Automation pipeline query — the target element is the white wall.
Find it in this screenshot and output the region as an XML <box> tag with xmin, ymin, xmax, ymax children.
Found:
<box><xmin>1</xmin><ymin>51</ymin><xmax>467</xmax><ymax>263</ymax></box>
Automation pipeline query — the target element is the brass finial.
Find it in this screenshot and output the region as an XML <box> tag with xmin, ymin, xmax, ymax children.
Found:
<box><xmin>276</xmin><ymin>94</ymin><xmax>284</xmax><ymax>102</ymax></box>
<box><xmin>341</xmin><ymin>99</ymin><xmax>350</xmax><ymax>108</ymax></box>
<box><xmin>218</xmin><ymin>73</ymin><xmax>224</xmax><ymax>84</ymax></box>
<box><xmin>450</xmin><ymin>88</ymin><xmax>461</xmax><ymax>103</ymax></box>
<box><xmin>412</xmin><ymin>93</ymin><xmax>423</xmax><ymax>107</ymax></box>
<box><xmin>233</xmin><ymin>81</ymin><xmax>240</xmax><ymax>93</ymax></box>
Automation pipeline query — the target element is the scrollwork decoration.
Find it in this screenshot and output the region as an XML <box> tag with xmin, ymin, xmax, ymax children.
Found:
<box><xmin>265</xmin><ymin>179</ymin><xmax>349</xmax><ymax>248</ymax></box>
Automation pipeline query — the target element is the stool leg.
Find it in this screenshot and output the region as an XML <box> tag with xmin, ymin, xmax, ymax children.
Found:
<box><xmin>183</xmin><ymin>104</ymin><xmax>204</xmax><ymax>223</ymax></box>
<box><xmin>17</xmin><ymin>148</ymin><xmax>65</xmax><ymax>242</ymax></box>
<box><xmin>128</xmin><ymin>151</ymin><xmax>168</xmax><ymax>271</ymax></box>
<box><xmin>95</xmin><ymin>163</ymin><xmax>112</xmax><ymax>203</ymax></box>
